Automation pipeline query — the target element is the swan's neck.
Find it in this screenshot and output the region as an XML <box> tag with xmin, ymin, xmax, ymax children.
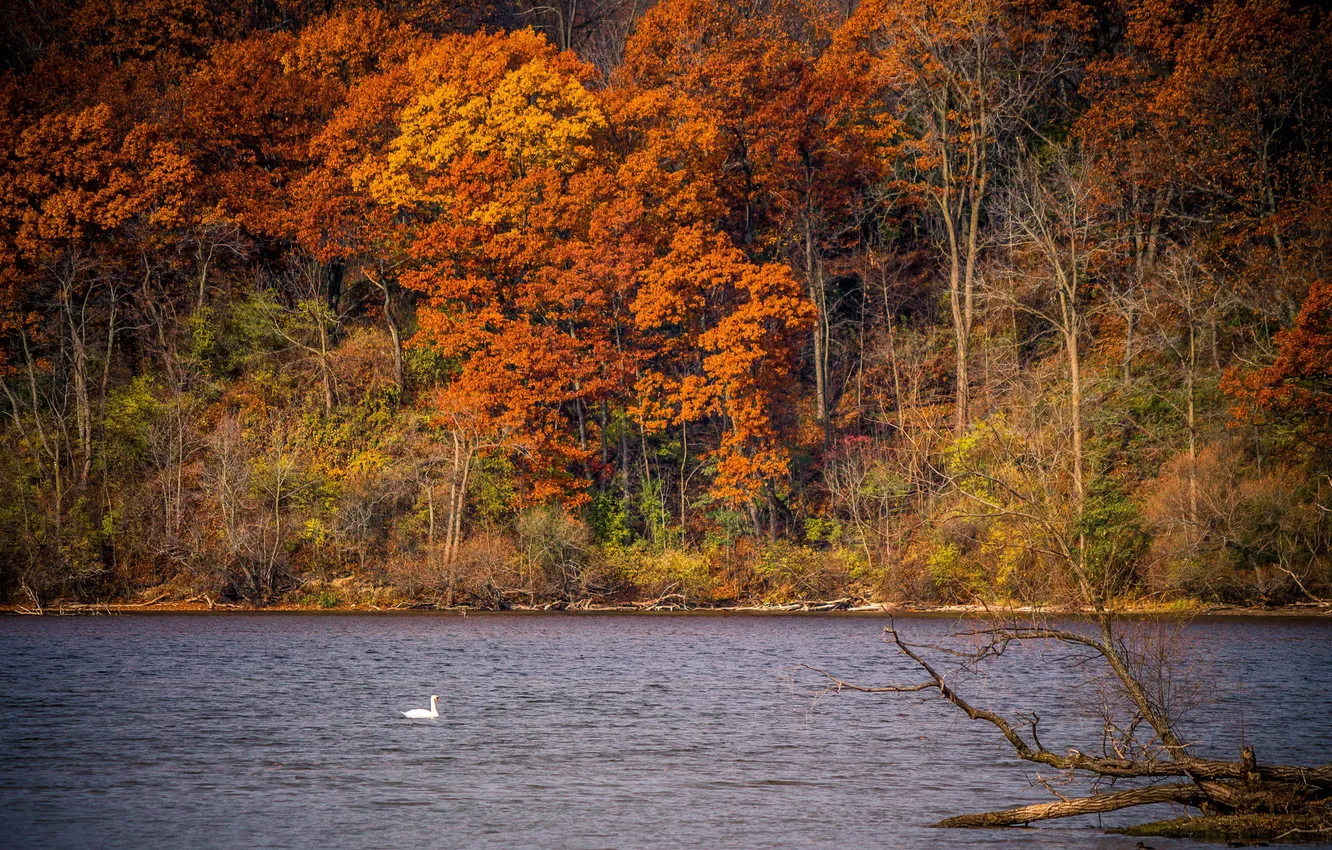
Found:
<box><xmin>430</xmin><ymin>696</ymin><xmax>438</xmax><ymax>715</ymax></box>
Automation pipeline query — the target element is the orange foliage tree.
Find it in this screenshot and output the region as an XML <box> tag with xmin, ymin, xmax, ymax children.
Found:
<box><xmin>633</xmin><ymin>226</ymin><xmax>813</xmax><ymax>521</ymax></box>
<box><xmin>321</xmin><ymin>24</ymin><xmax>818</xmax><ymax>518</ymax></box>
<box><xmin>618</xmin><ymin>0</ymin><xmax>881</xmax><ymax>433</ymax></box>
<box><xmin>1079</xmin><ymin>0</ymin><xmax>1332</xmax><ymax>322</ymax></box>
<box><xmin>327</xmin><ymin>30</ymin><xmax>633</xmax><ymax>504</ymax></box>
<box><xmin>1228</xmin><ymin>279</ymin><xmax>1332</xmax><ymax>451</ymax></box>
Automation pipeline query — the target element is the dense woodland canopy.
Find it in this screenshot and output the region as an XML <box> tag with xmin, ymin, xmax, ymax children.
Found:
<box><xmin>2</xmin><ymin>0</ymin><xmax>1330</xmax><ymax>608</ymax></box>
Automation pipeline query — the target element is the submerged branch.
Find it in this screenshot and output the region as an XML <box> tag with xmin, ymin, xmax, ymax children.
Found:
<box><xmin>936</xmin><ymin>783</ymin><xmax>1206</xmax><ymax>828</ymax></box>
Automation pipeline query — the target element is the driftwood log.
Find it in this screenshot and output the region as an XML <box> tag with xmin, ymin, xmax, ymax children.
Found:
<box><xmin>806</xmin><ymin>615</ymin><xmax>1332</xmax><ymax>828</ymax></box>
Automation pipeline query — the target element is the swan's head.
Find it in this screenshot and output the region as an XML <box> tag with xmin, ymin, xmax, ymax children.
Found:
<box><xmin>430</xmin><ymin>694</ymin><xmax>440</xmax><ymax>703</ymax></box>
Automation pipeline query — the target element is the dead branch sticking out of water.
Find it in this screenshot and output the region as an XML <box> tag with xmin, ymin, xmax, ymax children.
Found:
<box><xmin>804</xmin><ymin>616</ymin><xmax>1332</xmax><ymax>830</ymax></box>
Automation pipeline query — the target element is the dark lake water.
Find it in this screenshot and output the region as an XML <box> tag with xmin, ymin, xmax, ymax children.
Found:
<box><xmin>1</xmin><ymin>613</ymin><xmax>1329</xmax><ymax>849</ymax></box>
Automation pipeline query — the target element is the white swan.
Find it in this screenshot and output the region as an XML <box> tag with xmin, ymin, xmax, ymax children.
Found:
<box><xmin>402</xmin><ymin>695</ymin><xmax>440</xmax><ymax>719</ymax></box>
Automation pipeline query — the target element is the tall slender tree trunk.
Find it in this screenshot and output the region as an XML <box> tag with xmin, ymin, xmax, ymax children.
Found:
<box><xmin>1064</xmin><ymin>303</ymin><xmax>1084</xmax><ymax>506</ymax></box>
<box><xmin>1187</xmin><ymin>324</ymin><xmax>1199</xmax><ymax>531</ymax></box>
<box><xmin>1057</xmin><ymin>233</ymin><xmax>1085</xmax><ymax>512</ymax></box>
<box><xmin>196</xmin><ymin>241</ymin><xmax>212</xmax><ymax>308</ymax></box>
<box><xmin>1122</xmin><ymin>309</ymin><xmax>1135</xmax><ymax>383</ymax></box>
<box><xmin>1063</xmin><ymin>258</ymin><xmax>1086</xmax><ymax>577</ymax></box>
<box><xmin>369</xmin><ymin>272</ymin><xmax>405</xmax><ymax>393</ymax></box>
<box><xmin>950</xmin><ymin>281</ymin><xmax>969</xmax><ymax>432</ymax></box>
<box><xmin>450</xmin><ymin>457</ymin><xmax>471</xmax><ymax>568</ymax></box>
<box><xmin>804</xmin><ymin>219</ymin><xmax>829</xmax><ymax>432</ymax></box>
<box><xmin>61</xmin><ymin>279</ymin><xmax>93</xmax><ymax>487</ymax></box>
<box><xmin>679</xmin><ymin>422</ymin><xmax>688</xmax><ymax>532</ymax></box>
<box><xmin>317</xmin><ymin>320</ymin><xmax>335</xmax><ymax>416</ymax></box>
<box><xmin>940</xmin><ymin>187</ymin><xmax>982</xmax><ymax>433</ymax></box>
<box><xmin>935</xmin><ymin>104</ymin><xmax>969</xmax><ymax>435</ymax></box>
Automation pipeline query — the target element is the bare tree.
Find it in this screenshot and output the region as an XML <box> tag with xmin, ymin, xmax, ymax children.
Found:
<box><xmin>187</xmin><ymin>217</ymin><xmax>246</xmax><ymax>308</ymax></box>
<box><xmin>202</xmin><ymin>416</ymin><xmax>309</xmax><ymax>601</ymax></box>
<box><xmin>203</xmin><ymin>415</ymin><xmax>251</xmax><ymax>593</ymax></box>
<box><xmin>1141</xmin><ymin>249</ymin><xmax>1237</xmax><ymax>537</ymax></box>
<box><xmin>133</xmin><ymin>264</ymin><xmax>206</xmax><ymax>562</ymax></box>
<box><xmin>993</xmin><ymin>149</ymin><xmax>1100</xmax><ymax>517</ymax></box>
<box><xmin>513</xmin><ymin>0</ymin><xmax>645</xmax><ymax>73</ymax></box>
<box><xmin>258</xmin><ymin>257</ymin><xmax>353</xmax><ymax>416</ymax></box>
<box><xmin>44</xmin><ymin>248</ymin><xmax>120</xmax><ymax>490</ymax></box>
<box><xmin>857</xmin><ymin>2</ymin><xmax>1082</xmax><ymax>431</ymax></box>
<box><xmin>409</xmin><ymin>402</ymin><xmax>509</xmax><ymax>577</ymax></box>
<box><xmin>822</xmin><ymin>436</ymin><xmax>901</xmax><ymax>570</ymax></box>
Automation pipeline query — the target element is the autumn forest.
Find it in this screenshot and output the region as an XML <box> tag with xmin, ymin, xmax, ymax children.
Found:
<box><xmin>1</xmin><ymin>0</ymin><xmax>1329</xmax><ymax>610</ymax></box>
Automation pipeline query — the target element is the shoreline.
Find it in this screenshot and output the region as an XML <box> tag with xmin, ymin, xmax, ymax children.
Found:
<box><xmin>3</xmin><ymin>599</ymin><xmax>1330</xmax><ymax>618</ymax></box>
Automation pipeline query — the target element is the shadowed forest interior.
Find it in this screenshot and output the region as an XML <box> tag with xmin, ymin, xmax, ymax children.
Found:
<box><xmin>1</xmin><ymin>0</ymin><xmax>1330</xmax><ymax>608</ymax></box>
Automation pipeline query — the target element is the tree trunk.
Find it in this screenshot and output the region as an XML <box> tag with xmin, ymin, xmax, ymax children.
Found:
<box><xmin>362</xmin><ymin>268</ymin><xmax>404</xmax><ymax>393</ymax></box>
<box><xmin>948</xmin><ymin>253</ymin><xmax>969</xmax><ymax>433</ymax></box>
<box><xmin>1187</xmin><ymin>323</ymin><xmax>1199</xmax><ymax>531</ymax></box>
<box><xmin>62</xmin><ymin>279</ymin><xmax>94</xmax><ymax>487</ymax></box>
<box><xmin>937</xmin><ymin>783</ymin><xmax>1206</xmax><ymax>828</ymax></box>
<box><xmin>805</xmin><ymin>221</ymin><xmax>829</xmax><ymax>430</ymax></box>
<box><xmin>197</xmin><ymin>241</ymin><xmax>212</xmax><ymax>308</ymax></box>
<box><xmin>1123</xmin><ymin>308</ymin><xmax>1135</xmax><ymax>383</ymax></box>
<box><xmin>1062</xmin><ymin>289</ymin><xmax>1084</xmax><ymax>508</ymax></box>
<box><xmin>318</xmin><ymin>319</ymin><xmax>335</xmax><ymax>416</ymax></box>
<box><xmin>886</xmin><ymin>318</ymin><xmax>905</xmax><ymax>435</ymax></box>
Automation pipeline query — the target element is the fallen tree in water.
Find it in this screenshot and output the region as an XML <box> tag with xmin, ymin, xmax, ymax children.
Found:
<box><xmin>1111</xmin><ymin>812</ymin><xmax>1332</xmax><ymax>842</ymax></box>
<box><xmin>806</xmin><ymin>615</ymin><xmax>1332</xmax><ymax>831</ymax></box>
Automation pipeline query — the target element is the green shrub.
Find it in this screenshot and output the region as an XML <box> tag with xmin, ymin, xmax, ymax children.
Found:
<box><xmin>587</xmin><ymin>492</ymin><xmax>632</xmax><ymax>547</ymax></box>
<box><xmin>622</xmin><ymin>546</ymin><xmax>715</xmax><ymax>603</ymax></box>
<box><xmin>926</xmin><ymin>541</ymin><xmax>982</xmax><ymax>602</ymax></box>
<box><xmin>516</xmin><ymin>505</ymin><xmax>590</xmax><ymax>599</ymax></box>
<box><xmin>803</xmin><ymin>517</ymin><xmax>843</xmax><ymax>546</ymax></box>
<box><xmin>1077</xmin><ymin>478</ymin><xmax>1150</xmax><ymax>597</ymax></box>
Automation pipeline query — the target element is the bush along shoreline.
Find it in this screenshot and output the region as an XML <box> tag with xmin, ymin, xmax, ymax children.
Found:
<box><xmin>6</xmin><ymin>532</ymin><xmax>1331</xmax><ymax>616</ymax></box>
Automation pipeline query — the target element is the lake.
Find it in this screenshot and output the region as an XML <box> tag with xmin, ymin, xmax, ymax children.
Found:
<box><xmin>1</xmin><ymin>613</ymin><xmax>1329</xmax><ymax>849</ymax></box>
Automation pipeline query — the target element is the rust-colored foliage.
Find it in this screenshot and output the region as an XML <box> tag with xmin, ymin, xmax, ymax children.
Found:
<box><xmin>633</xmin><ymin>225</ymin><xmax>814</xmax><ymax>504</ymax></box>
<box><xmin>1228</xmin><ymin>280</ymin><xmax>1332</xmax><ymax>448</ymax></box>
<box><xmin>1079</xmin><ymin>0</ymin><xmax>1332</xmax><ymax>312</ymax></box>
